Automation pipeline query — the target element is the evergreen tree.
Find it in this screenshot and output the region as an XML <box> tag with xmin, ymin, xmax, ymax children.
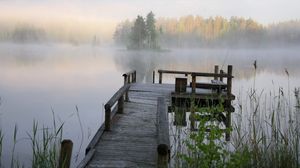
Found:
<box><xmin>114</xmin><ymin>20</ymin><xmax>132</xmax><ymax>45</ymax></box>
<box><xmin>146</xmin><ymin>11</ymin><xmax>157</xmax><ymax>49</ymax></box>
<box><xmin>129</xmin><ymin>15</ymin><xmax>147</xmax><ymax>49</ymax></box>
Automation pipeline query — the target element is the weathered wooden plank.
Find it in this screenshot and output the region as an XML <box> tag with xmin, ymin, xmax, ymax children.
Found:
<box><xmin>84</xmin><ymin>81</ymin><xmax>234</xmax><ymax>167</ymax></box>
<box><xmin>157</xmin><ymin>97</ymin><xmax>170</xmax><ymax>168</ymax></box>
<box><xmin>157</xmin><ymin>69</ymin><xmax>233</xmax><ymax>78</ymax></box>
<box><xmin>105</xmin><ymin>84</ymin><xmax>130</xmax><ymax>108</ymax></box>
<box><xmin>171</xmin><ymin>92</ymin><xmax>236</xmax><ymax>100</ymax></box>
<box><xmin>100</xmin><ymin>133</ymin><xmax>157</xmax><ymax>142</ymax></box>
<box><xmin>92</xmin><ymin>150</ymin><xmax>156</xmax><ymax>163</ymax></box>
<box><xmin>189</xmin><ymin>82</ymin><xmax>227</xmax><ymax>90</ymax></box>
<box><xmin>95</xmin><ymin>141</ymin><xmax>157</xmax><ymax>151</ymax></box>
<box><xmin>77</xmin><ymin>149</ymin><xmax>95</xmax><ymax>168</ymax></box>
<box><xmin>86</xmin><ymin>160</ymin><xmax>138</xmax><ymax>168</ymax></box>
<box><xmin>86</xmin><ymin>107</ymin><xmax>118</xmax><ymax>154</ymax></box>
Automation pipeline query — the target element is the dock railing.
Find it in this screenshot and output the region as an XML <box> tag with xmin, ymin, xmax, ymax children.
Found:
<box><xmin>78</xmin><ymin>70</ymin><xmax>136</xmax><ymax>168</ymax></box>
<box><xmin>158</xmin><ymin>65</ymin><xmax>233</xmax><ymax>93</ymax></box>
<box><xmin>157</xmin><ymin>65</ymin><xmax>233</xmax><ymax>140</ymax></box>
<box><xmin>123</xmin><ymin>70</ymin><xmax>136</xmax><ymax>101</ymax></box>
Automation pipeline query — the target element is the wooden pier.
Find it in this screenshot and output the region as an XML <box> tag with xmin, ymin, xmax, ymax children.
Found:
<box><xmin>78</xmin><ymin>65</ymin><xmax>235</xmax><ymax>168</ymax></box>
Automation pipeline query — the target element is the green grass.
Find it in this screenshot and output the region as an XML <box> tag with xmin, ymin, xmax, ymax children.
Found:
<box><xmin>0</xmin><ymin>112</ymin><xmax>64</xmax><ymax>168</ymax></box>
<box><xmin>0</xmin><ymin>105</ymin><xmax>86</xmax><ymax>168</ymax></box>
<box><xmin>171</xmin><ymin>87</ymin><xmax>300</xmax><ymax>168</ymax></box>
<box><xmin>171</xmin><ymin>65</ymin><xmax>300</xmax><ymax>168</ymax></box>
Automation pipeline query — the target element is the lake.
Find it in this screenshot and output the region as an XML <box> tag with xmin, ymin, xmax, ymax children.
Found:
<box><xmin>0</xmin><ymin>43</ymin><xmax>299</xmax><ymax>167</ymax></box>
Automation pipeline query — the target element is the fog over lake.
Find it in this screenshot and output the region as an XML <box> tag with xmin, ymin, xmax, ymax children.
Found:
<box><xmin>0</xmin><ymin>43</ymin><xmax>299</xmax><ymax>166</ymax></box>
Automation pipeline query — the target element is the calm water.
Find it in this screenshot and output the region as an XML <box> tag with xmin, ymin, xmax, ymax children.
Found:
<box><xmin>0</xmin><ymin>43</ymin><xmax>299</xmax><ymax>167</ymax></box>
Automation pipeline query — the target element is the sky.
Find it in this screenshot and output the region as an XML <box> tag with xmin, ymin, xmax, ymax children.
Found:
<box><xmin>0</xmin><ymin>0</ymin><xmax>299</xmax><ymax>24</ymax></box>
<box><xmin>0</xmin><ymin>0</ymin><xmax>299</xmax><ymax>39</ymax></box>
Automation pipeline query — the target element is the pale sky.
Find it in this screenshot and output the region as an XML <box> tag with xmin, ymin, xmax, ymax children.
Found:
<box><xmin>1</xmin><ymin>0</ymin><xmax>299</xmax><ymax>24</ymax></box>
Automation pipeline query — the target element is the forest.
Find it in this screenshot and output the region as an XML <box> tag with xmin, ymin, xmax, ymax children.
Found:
<box><xmin>114</xmin><ymin>14</ymin><xmax>300</xmax><ymax>48</ymax></box>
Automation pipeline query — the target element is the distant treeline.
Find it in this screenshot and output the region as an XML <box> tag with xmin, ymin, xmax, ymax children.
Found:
<box><xmin>114</xmin><ymin>15</ymin><xmax>300</xmax><ymax>48</ymax></box>
<box><xmin>0</xmin><ymin>23</ymin><xmax>104</xmax><ymax>45</ymax></box>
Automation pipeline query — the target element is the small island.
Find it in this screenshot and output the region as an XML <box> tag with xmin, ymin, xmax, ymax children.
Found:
<box><xmin>114</xmin><ymin>12</ymin><xmax>161</xmax><ymax>50</ymax></box>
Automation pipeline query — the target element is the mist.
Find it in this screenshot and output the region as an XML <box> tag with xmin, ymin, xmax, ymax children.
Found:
<box><xmin>0</xmin><ymin>0</ymin><xmax>300</xmax><ymax>167</ymax></box>
<box><xmin>1</xmin><ymin>0</ymin><xmax>300</xmax><ymax>46</ymax></box>
<box><xmin>115</xmin><ymin>16</ymin><xmax>300</xmax><ymax>49</ymax></box>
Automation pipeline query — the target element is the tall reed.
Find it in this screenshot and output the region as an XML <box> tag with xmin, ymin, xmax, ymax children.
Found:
<box><xmin>171</xmin><ymin>63</ymin><xmax>300</xmax><ymax>168</ymax></box>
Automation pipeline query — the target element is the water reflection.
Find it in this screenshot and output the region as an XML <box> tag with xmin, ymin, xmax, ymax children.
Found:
<box><xmin>0</xmin><ymin>44</ymin><xmax>123</xmax><ymax>167</ymax></box>
<box><xmin>0</xmin><ymin>44</ymin><xmax>299</xmax><ymax>167</ymax></box>
<box><xmin>113</xmin><ymin>48</ymin><xmax>300</xmax><ymax>80</ymax></box>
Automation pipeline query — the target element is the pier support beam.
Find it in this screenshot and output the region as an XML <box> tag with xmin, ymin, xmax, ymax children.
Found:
<box><xmin>225</xmin><ymin>65</ymin><xmax>233</xmax><ymax>141</ymax></box>
<box><xmin>214</xmin><ymin>65</ymin><xmax>219</xmax><ymax>80</ymax></box>
<box><xmin>105</xmin><ymin>105</ymin><xmax>111</xmax><ymax>131</ymax></box>
<box><xmin>157</xmin><ymin>97</ymin><xmax>170</xmax><ymax>168</ymax></box>
<box><xmin>153</xmin><ymin>71</ymin><xmax>155</xmax><ymax>84</ymax></box>
<box><xmin>159</xmin><ymin>71</ymin><xmax>162</xmax><ymax>84</ymax></box>
<box><xmin>59</xmin><ymin>139</ymin><xmax>73</xmax><ymax>168</ymax></box>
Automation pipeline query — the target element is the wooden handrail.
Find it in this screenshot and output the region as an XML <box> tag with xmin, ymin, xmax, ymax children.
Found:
<box><xmin>158</xmin><ymin>67</ymin><xmax>233</xmax><ymax>84</ymax></box>
<box><xmin>105</xmin><ymin>84</ymin><xmax>130</xmax><ymax>131</ymax></box>
<box><xmin>105</xmin><ymin>85</ymin><xmax>130</xmax><ymax>108</ymax></box>
<box><xmin>158</xmin><ymin>69</ymin><xmax>233</xmax><ymax>78</ymax></box>
<box><xmin>123</xmin><ymin>70</ymin><xmax>136</xmax><ymax>76</ymax></box>
<box><xmin>157</xmin><ymin>97</ymin><xmax>170</xmax><ymax>167</ymax></box>
<box><xmin>79</xmin><ymin>71</ymin><xmax>135</xmax><ymax>168</ymax></box>
<box><xmin>123</xmin><ymin>70</ymin><xmax>136</xmax><ymax>84</ymax></box>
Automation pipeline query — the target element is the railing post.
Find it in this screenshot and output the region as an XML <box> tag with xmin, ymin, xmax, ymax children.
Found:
<box><xmin>220</xmin><ymin>70</ymin><xmax>224</xmax><ymax>82</ymax></box>
<box><xmin>159</xmin><ymin>71</ymin><xmax>162</xmax><ymax>84</ymax></box>
<box><xmin>128</xmin><ymin>75</ymin><xmax>131</xmax><ymax>84</ymax></box>
<box><xmin>59</xmin><ymin>139</ymin><xmax>73</xmax><ymax>168</ymax></box>
<box><xmin>133</xmin><ymin>71</ymin><xmax>137</xmax><ymax>83</ymax></box>
<box><xmin>123</xmin><ymin>74</ymin><xmax>127</xmax><ymax>85</ymax></box>
<box><xmin>191</xmin><ymin>74</ymin><xmax>196</xmax><ymax>94</ymax></box>
<box><xmin>214</xmin><ymin>65</ymin><xmax>219</xmax><ymax>80</ymax></box>
<box><xmin>117</xmin><ymin>95</ymin><xmax>124</xmax><ymax>114</ymax></box>
<box><xmin>123</xmin><ymin>74</ymin><xmax>129</xmax><ymax>102</ymax></box>
<box><xmin>105</xmin><ymin>104</ymin><xmax>111</xmax><ymax>131</ymax></box>
<box><xmin>225</xmin><ymin>65</ymin><xmax>233</xmax><ymax>141</ymax></box>
<box><xmin>153</xmin><ymin>71</ymin><xmax>155</xmax><ymax>84</ymax></box>
<box><xmin>191</xmin><ymin>73</ymin><xmax>196</xmax><ymax>130</ymax></box>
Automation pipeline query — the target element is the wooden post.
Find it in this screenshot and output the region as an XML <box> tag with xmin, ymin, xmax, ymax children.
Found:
<box><xmin>105</xmin><ymin>104</ymin><xmax>111</xmax><ymax>131</ymax></box>
<box><xmin>128</xmin><ymin>75</ymin><xmax>131</xmax><ymax>84</ymax></box>
<box><xmin>191</xmin><ymin>74</ymin><xmax>196</xmax><ymax>130</ymax></box>
<box><xmin>220</xmin><ymin>70</ymin><xmax>224</xmax><ymax>82</ymax></box>
<box><xmin>175</xmin><ymin>78</ymin><xmax>187</xmax><ymax>93</ymax></box>
<box><xmin>117</xmin><ymin>96</ymin><xmax>124</xmax><ymax>114</ymax></box>
<box><xmin>191</xmin><ymin>74</ymin><xmax>196</xmax><ymax>94</ymax></box>
<box><xmin>59</xmin><ymin>139</ymin><xmax>73</xmax><ymax>168</ymax></box>
<box><xmin>225</xmin><ymin>65</ymin><xmax>233</xmax><ymax>141</ymax></box>
<box><xmin>123</xmin><ymin>74</ymin><xmax>129</xmax><ymax>102</ymax></box>
<box><xmin>157</xmin><ymin>97</ymin><xmax>170</xmax><ymax>168</ymax></box>
<box><xmin>174</xmin><ymin>107</ymin><xmax>187</xmax><ymax>126</ymax></box>
<box><xmin>133</xmin><ymin>71</ymin><xmax>136</xmax><ymax>83</ymax></box>
<box><xmin>214</xmin><ymin>65</ymin><xmax>219</xmax><ymax>80</ymax></box>
<box><xmin>153</xmin><ymin>71</ymin><xmax>155</xmax><ymax>84</ymax></box>
<box><xmin>159</xmin><ymin>71</ymin><xmax>162</xmax><ymax>84</ymax></box>
<box><xmin>123</xmin><ymin>74</ymin><xmax>127</xmax><ymax>85</ymax></box>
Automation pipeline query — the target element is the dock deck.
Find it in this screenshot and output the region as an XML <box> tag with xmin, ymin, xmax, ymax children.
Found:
<box><xmin>78</xmin><ymin>66</ymin><xmax>235</xmax><ymax>168</ymax></box>
<box><xmin>83</xmin><ymin>83</ymin><xmax>173</xmax><ymax>168</ymax></box>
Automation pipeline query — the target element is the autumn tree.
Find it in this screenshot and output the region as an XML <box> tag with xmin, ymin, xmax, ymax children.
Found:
<box><xmin>113</xmin><ymin>15</ymin><xmax>300</xmax><ymax>48</ymax></box>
